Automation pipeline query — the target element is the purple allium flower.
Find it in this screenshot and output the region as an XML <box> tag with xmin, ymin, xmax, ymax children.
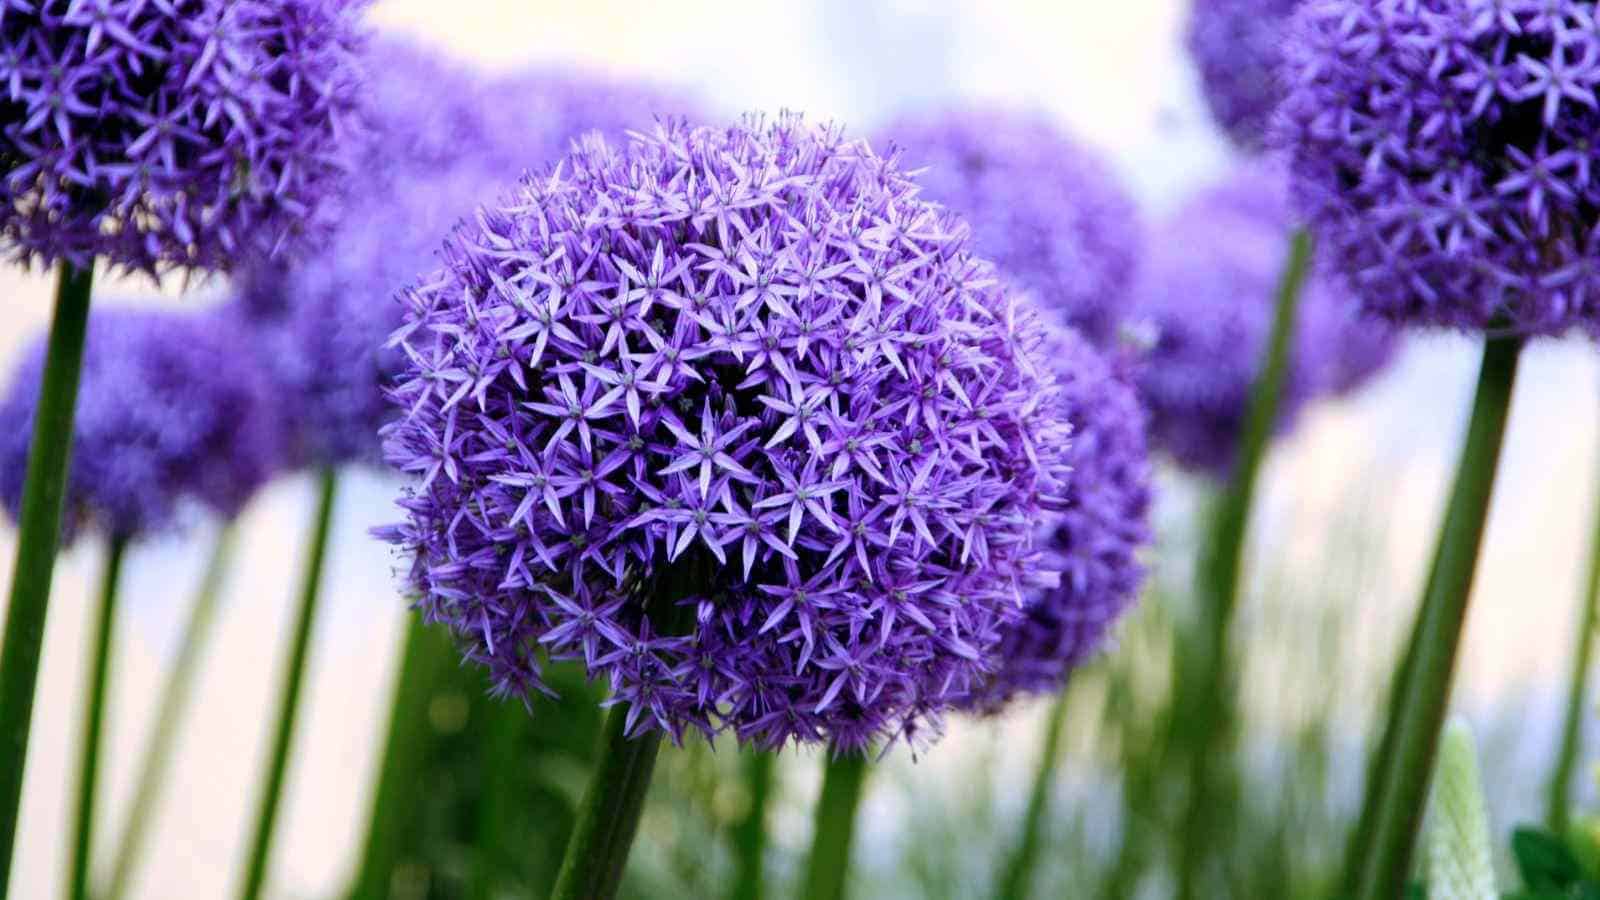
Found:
<box><xmin>378</xmin><ymin>115</ymin><xmax>1074</xmax><ymax>752</ymax></box>
<box><xmin>1133</xmin><ymin>163</ymin><xmax>1397</xmax><ymax>475</ymax></box>
<box><xmin>0</xmin><ymin>306</ymin><xmax>284</xmax><ymax>541</ymax></box>
<box><xmin>964</xmin><ymin>325</ymin><xmax>1152</xmax><ymax>711</ymax></box>
<box><xmin>233</xmin><ymin>38</ymin><xmax>701</xmax><ymax>468</ymax></box>
<box><xmin>1276</xmin><ymin>0</ymin><xmax>1600</xmax><ymax>335</ymax></box>
<box><xmin>0</xmin><ymin>0</ymin><xmax>366</xmax><ymax>274</ymax></box>
<box><xmin>1187</xmin><ymin>0</ymin><xmax>1301</xmax><ymax>149</ymax></box>
<box><xmin>873</xmin><ymin>108</ymin><xmax>1142</xmax><ymax>347</ymax></box>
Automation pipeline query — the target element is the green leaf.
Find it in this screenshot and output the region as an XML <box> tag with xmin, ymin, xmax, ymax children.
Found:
<box><xmin>1428</xmin><ymin>720</ymin><xmax>1497</xmax><ymax>900</ymax></box>
<box><xmin>1512</xmin><ymin>827</ymin><xmax>1583</xmax><ymax>890</ymax></box>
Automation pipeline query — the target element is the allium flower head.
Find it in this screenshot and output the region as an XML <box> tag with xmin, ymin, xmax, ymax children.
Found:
<box><xmin>965</xmin><ymin>325</ymin><xmax>1151</xmax><ymax>710</ymax></box>
<box><xmin>1187</xmin><ymin>0</ymin><xmax>1301</xmax><ymax>149</ymax></box>
<box><xmin>1277</xmin><ymin>0</ymin><xmax>1600</xmax><ymax>334</ymax></box>
<box><xmin>873</xmin><ymin>108</ymin><xmax>1142</xmax><ymax>347</ymax></box>
<box><xmin>233</xmin><ymin>38</ymin><xmax>701</xmax><ymax>467</ymax></box>
<box><xmin>380</xmin><ymin>115</ymin><xmax>1074</xmax><ymax>752</ymax></box>
<box><xmin>0</xmin><ymin>0</ymin><xmax>366</xmax><ymax>273</ymax></box>
<box><xmin>0</xmin><ymin>305</ymin><xmax>284</xmax><ymax>541</ymax></box>
<box><xmin>1133</xmin><ymin>163</ymin><xmax>1397</xmax><ymax>475</ymax></box>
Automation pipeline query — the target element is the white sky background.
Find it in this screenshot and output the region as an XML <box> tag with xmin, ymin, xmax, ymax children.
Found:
<box><xmin>1</xmin><ymin>1</ymin><xmax>1597</xmax><ymax>896</ymax></box>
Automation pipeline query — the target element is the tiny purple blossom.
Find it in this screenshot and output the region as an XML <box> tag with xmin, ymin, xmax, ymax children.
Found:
<box><xmin>380</xmin><ymin>115</ymin><xmax>1075</xmax><ymax>752</ymax></box>
<box><xmin>0</xmin><ymin>0</ymin><xmax>366</xmax><ymax>273</ymax></box>
<box><xmin>1275</xmin><ymin>0</ymin><xmax>1600</xmax><ymax>334</ymax></box>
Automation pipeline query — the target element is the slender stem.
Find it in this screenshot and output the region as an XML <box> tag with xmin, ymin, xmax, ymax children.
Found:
<box><xmin>66</xmin><ymin>534</ymin><xmax>126</xmax><ymax>900</ymax></box>
<box><xmin>471</xmin><ymin>692</ymin><xmax>530</xmax><ymax>900</ymax></box>
<box><xmin>348</xmin><ymin>614</ymin><xmax>450</xmax><ymax>900</ymax></box>
<box><xmin>729</xmin><ymin>749</ymin><xmax>775</xmax><ymax>900</ymax></box>
<box><xmin>1176</xmin><ymin>228</ymin><xmax>1313</xmax><ymax>900</ymax></box>
<box><xmin>799</xmin><ymin>749</ymin><xmax>869</xmax><ymax>900</ymax></box>
<box><xmin>105</xmin><ymin>526</ymin><xmax>235</xmax><ymax>900</ymax></box>
<box><xmin>996</xmin><ymin>693</ymin><xmax>1071</xmax><ymax>900</ymax></box>
<box><xmin>236</xmin><ymin>467</ymin><xmax>338</xmax><ymax>900</ymax></box>
<box><xmin>0</xmin><ymin>261</ymin><xmax>94</xmax><ymax>900</ymax></box>
<box><xmin>1349</xmin><ymin>334</ymin><xmax>1522</xmax><ymax>900</ymax></box>
<box><xmin>1547</xmin><ymin>453</ymin><xmax>1600</xmax><ymax>836</ymax></box>
<box><xmin>548</xmin><ymin>703</ymin><xmax>666</xmax><ymax>900</ymax></box>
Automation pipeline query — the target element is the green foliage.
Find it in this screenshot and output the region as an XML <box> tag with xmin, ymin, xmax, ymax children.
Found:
<box><xmin>1425</xmin><ymin>720</ymin><xmax>1496</xmax><ymax>900</ymax></box>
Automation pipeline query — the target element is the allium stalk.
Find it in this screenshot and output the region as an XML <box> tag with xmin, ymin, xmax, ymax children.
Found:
<box><xmin>1347</xmin><ymin>333</ymin><xmax>1521</xmax><ymax>900</ymax></box>
<box><xmin>106</xmin><ymin>525</ymin><xmax>236</xmax><ymax>900</ymax></box>
<box><xmin>730</xmin><ymin>750</ymin><xmax>775</xmax><ymax>900</ymax></box>
<box><xmin>799</xmin><ymin>749</ymin><xmax>869</xmax><ymax>900</ymax></box>
<box><xmin>1548</xmin><ymin>461</ymin><xmax>1600</xmax><ymax>835</ymax></box>
<box><xmin>348</xmin><ymin>615</ymin><xmax>453</xmax><ymax>900</ymax></box>
<box><xmin>995</xmin><ymin>692</ymin><xmax>1070</xmax><ymax>900</ymax></box>
<box><xmin>0</xmin><ymin>261</ymin><xmax>92</xmax><ymax>897</ymax></box>
<box><xmin>67</xmin><ymin>533</ymin><xmax>126</xmax><ymax>900</ymax></box>
<box><xmin>1176</xmin><ymin>229</ymin><xmax>1312</xmax><ymax>900</ymax></box>
<box><xmin>237</xmin><ymin>467</ymin><xmax>339</xmax><ymax>900</ymax></box>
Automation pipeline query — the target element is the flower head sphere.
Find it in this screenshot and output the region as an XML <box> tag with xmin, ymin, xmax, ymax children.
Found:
<box><xmin>1132</xmin><ymin>162</ymin><xmax>1397</xmax><ymax>475</ymax></box>
<box><xmin>873</xmin><ymin>108</ymin><xmax>1143</xmax><ymax>347</ymax></box>
<box><xmin>964</xmin><ymin>325</ymin><xmax>1152</xmax><ymax>711</ymax></box>
<box><xmin>1277</xmin><ymin>0</ymin><xmax>1600</xmax><ymax>334</ymax></box>
<box><xmin>380</xmin><ymin>115</ymin><xmax>1074</xmax><ymax>753</ymax></box>
<box><xmin>0</xmin><ymin>0</ymin><xmax>366</xmax><ymax>274</ymax></box>
<box><xmin>1187</xmin><ymin>0</ymin><xmax>1303</xmax><ymax>149</ymax></box>
<box><xmin>233</xmin><ymin>38</ymin><xmax>703</xmax><ymax>468</ymax></box>
<box><xmin>0</xmin><ymin>305</ymin><xmax>285</xmax><ymax>541</ymax></box>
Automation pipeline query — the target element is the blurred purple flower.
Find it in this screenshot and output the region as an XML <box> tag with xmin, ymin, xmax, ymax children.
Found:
<box><xmin>1133</xmin><ymin>162</ymin><xmax>1398</xmax><ymax>475</ymax></box>
<box><xmin>0</xmin><ymin>306</ymin><xmax>285</xmax><ymax>541</ymax></box>
<box><xmin>232</xmin><ymin>37</ymin><xmax>701</xmax><ymax>468</ymax></box>
<box><xmin>873</xmin><ymin>108</ymin><xmax>1142</xmax><ymax>347</ymax></box>
<box><xmin>1187</xmin><ymin>0</ymin><xmax>1301</xmax><ymax>149</ymax></box>
<box><xmin>378</xmin><ymin>115</ymin><xmax>1075</xmax><ymax>753</ymax></box>
<box><xmin>0</xmin><ymin>0</ymin><xmax>366</xmax><ymax>274</ymax></box>
<box><xmin>966</xmin><ymin>325</ymin><xmax>1152</xmax><ymax>710</ymax></box>
<box><xmin>1277</xmin><ymin>0</ymin><xmax>1600</xmax><ymax>334</ymax></box>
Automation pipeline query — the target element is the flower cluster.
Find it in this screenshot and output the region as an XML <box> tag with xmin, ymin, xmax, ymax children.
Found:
<box><xmin>964</xmin><ymin>326</ymin><xmax>1151</xmax><ymax>711</ymax></box>
<box><xmin>0</xmin><ymin>0</ymin><xmax>366</xmax><ymax>273</ymax></box>
<box><xmin>1277</xmin><ymin>0</ymin><xmax>1600</xmax><ymax>334</ymax></box>
<box><xmin>233</xmin><ymin>38</ymin><xmax>701</xmax><ymax>467</ymax></box>
<box><xmin>1133</xmin><ymin>163</ymin><xmax>1397</xmax><ymax>475</ymax></box>
<box><xmin>0</xmin><ymin>306</ymin><xmax>284</xmax><ymax>541</ymax></box>
<box><xmin>380</xmin><ymin>115</ymin><xmax>1074</xmax><ymax>752</ymax></box>
<box><xmin>873</xmin><ymin>108</ymin><xmax>1142</xmax><ymax>347</ymax></box>
<box><xmin>1187</xmin><ymin>0</ymin><xmax>1301</xmax><ymax>149</ymax></box>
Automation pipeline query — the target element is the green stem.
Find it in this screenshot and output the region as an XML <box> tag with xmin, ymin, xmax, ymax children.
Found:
<box><xmin>105</xmin><ymin>526</ymin><xmax>235</xmax><ymax>900</ymax></box>
<box><xmin>1348</xmin><ymin>333</ymin><xmax>1522</xmax><ymax>900</ymax></box>
<box><xmin>236</xmin><ymin>467</ymin><xmax>338</xmax><ymax>900</ymax></box>
<box><xmin>1176</xmin><ymin>228</ymin><xmax>1313</xmax><ymax>900</ymax></box>
<box><xmin>798</xmin><ymin>749</ymin><xmax>868</xmax><ymax>900</ymax></box>
<box><xmin>729</xmin><ymin>749</ymin><xmax>775</xmax><ymax>900</ymax></box>
<box><xmin>348</xmin><ymin>614</ymin><xmax>450</xmax><ymax>900</ymax></box>
<box><xmin>996</xmin><ymin>693</ymin><xmax>1071</xmax><ymax>900</ymax></box>
<box><xmin>471</xmin><ymin>693</ymin><xmax>530</xmax><ymax>900</ymax></box>
<box><xmin>0</xmin><ymin>261</ymin><xmax>94</xmax><ymax>900</ymax></box>
<box><xmin>1547</xmin><ymin>452</ymin><xmax>1600</xmax><ymax>836</ymax></box>
<box><xmin>66</xmin><ymin>534</ymin><xmax>126</xmax><ymax>900</ymax></box>
<box><xmin>548</xmin><ymin>703</ymin><xmax>666</xmax><ymax>900</ymax></box>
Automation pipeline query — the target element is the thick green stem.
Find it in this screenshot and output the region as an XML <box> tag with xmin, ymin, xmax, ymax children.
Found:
<box><xmin>548</xmin><ymin>703</ymin><xmax>666</xmax><ymax>900</ymax></box>
<box><xmin>729</xmin><ymin>750</ymin><xmax>775</xmax><ymax>900</ymax></box>
<box><xmin>1348</xmin><ymin>334</ymin><xmax>1522</xmax><ymax>900</ymax></box>
<box><xmin>236</xmin><ymin>468</ymin><xmax>338</xmax><ymax>900</ymax></box>
<box><xmin>66</xmin><ymin>535</ymin><xmax>126</xmax><ymax>900</ymax></box>
<box><xmin>348</xmin><ymin>614</ymin><xmax>450</xmax><ymax>900</ymax></box>
<box><xmin>105</xmin><ymin>526</ymin><xmax>235</xmax><ymax>900</ymax></box>
<box><xmin>1176</xmin><ymin>228</ymin><xmax>1313</xmax><ymax>900</ymax></box>
<box><xmin>1547</xmin><ymin>454</ymin><xmax>1600</xmax><ymax>835</ymax></box>
<box><xmin>0</xmin><ymin>261</ymin><xmax>94</xmax><ymax>900</ymax></box>
<box><xmin>798</xmin><ymin>749</ymin><xmax>868</xmax><ymax>900</ymax></box>
<box><xmin>996</xmin><ymin>693</ymin><xmax>1071</xmax><ymax>900</ymax></box>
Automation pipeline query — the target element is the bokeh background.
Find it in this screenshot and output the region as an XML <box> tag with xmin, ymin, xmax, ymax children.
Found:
<box><xmin>2</xmin><ymin>1</ymin><xmax>1596</xmax><ymax>896</ymax></box>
